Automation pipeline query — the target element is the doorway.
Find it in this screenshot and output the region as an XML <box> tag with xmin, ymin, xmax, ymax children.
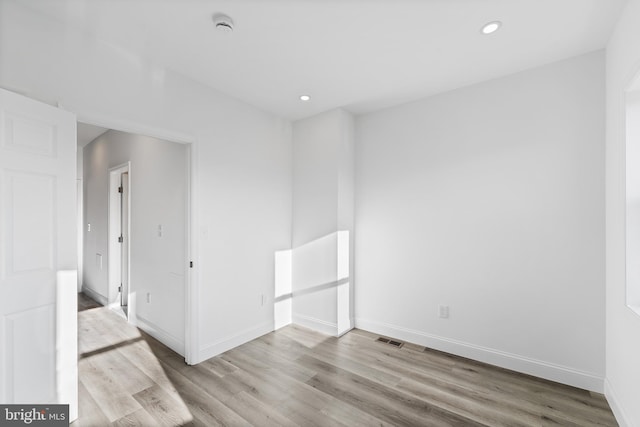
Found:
<box><xmin>76</xmin><ymin>116</ymin><xmax>196</xmax><ymax>363</ymax></box>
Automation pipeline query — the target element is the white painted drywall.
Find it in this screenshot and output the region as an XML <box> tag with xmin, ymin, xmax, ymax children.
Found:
<box><xmin>0</xmin><ymin>1</ymin><xmax>292</xmax><ymax>362</ymax></box>
<box><xmin>83</xmin><ymin>130</ymin><xmax>187</xmax><ymax>352</ymax></box>
<box><xmin>355</xmin><ymin>51</ymin><xmax>606</xmax><ymax>391</ymax></box>
<box><xmin>626</xmin><ymin>92</ymin><xmax>640</xmax><ymax>312</ymax></box>
<box><xmin>292</xmin><ymin>109</ymin><xmax>355</xmax><ymax>335</ymax></box>
<box><xmin>605</xmin><ymin>0</ymin><xmax>640</xmax><ymax>424</ymax></box>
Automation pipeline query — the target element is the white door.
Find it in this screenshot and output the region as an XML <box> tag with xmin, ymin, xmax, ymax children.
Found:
<box><xmin>0</xmin><ymin>89</ymin><xmax>76</xmax><ymax>406</ymax></box>
<box><xmin>120</xmin><ymin>171</ymin><xmax>129</xmax><ymax>311</ymax></box>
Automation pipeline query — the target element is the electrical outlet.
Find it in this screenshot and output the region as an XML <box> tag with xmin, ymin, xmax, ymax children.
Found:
<box><xmin>87</xmin><ymin>223</ymin><xmax>91</xmax><ymax>232</ymax></box>
<box><xmin>439</xmin><ymin>305</ymin><xmax>449</xmax><ymax>319</ymax></box>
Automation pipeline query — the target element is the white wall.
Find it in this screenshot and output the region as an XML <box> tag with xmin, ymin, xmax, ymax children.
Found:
<box><xmin>0</xmin><ymin>0</ymin><xmax>292</xmax><ymax>363</ymax></box>
<box><xmin>626</xmin><ymin>91</ymin><xmax>640</xmax><ymax>311</ymax></box>
<box><xmin>292</xmin><ymin>109</ymin><xmax>355</xmax><ymax>335</ymax></box>
<box><xmin>83</xmin><ymin>130</ymin><xmax>187</xmax><ymax>353</ymax></box>
<box><xmin>605</xmin><ymin>0</ymin><xmax>640</xmax><ymax>424</ymax></box>
<box><xmin>355</xmin><ymin>51</ymin><xmax>606</xmax><ymax>391</ymax></box>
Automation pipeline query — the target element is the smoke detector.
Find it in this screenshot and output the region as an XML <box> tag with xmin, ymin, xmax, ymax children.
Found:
<box><xmin>213</xmin><ymin>13</ymin><xmax>234</xmax><ymax>33</ymax></box>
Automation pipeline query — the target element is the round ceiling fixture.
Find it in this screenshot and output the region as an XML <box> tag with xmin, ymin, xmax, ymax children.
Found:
<box><xmin>300</xmin><ymin>95</ymin><xmax>311</xmax><ymax>101</ymax></box>
<box><xmin>213</xmin><ymin>13</ymin><xmax>234</xmax><ymax>33</ymax></box>
<box><xmin>481</xmin><ymin>21</ymin><xmax>502</xmax><ymax>35</ymax></box>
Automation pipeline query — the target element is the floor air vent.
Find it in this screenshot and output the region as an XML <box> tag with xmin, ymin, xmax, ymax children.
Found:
<box><xmin>376</xmin><ymin>337</ymin><xmax>404</xmax><ymax>348</ymax></box>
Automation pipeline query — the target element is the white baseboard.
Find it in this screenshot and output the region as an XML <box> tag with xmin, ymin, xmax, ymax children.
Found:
<box><xmin>80</xmin><ymin>286</ymin><xmax>107</xmax><ymax>306</ymax></box>
<box><xmin>605</xmin><ymin>378</ymin><xmax>632</xmax><ymax>427</ymax></box>
<box><xmin>136</xmin><ymin>315</ymin><xmax>185</xmax><ymax>357</ymax></box>
<box><xmin>198</xmin><ymin>321</ymin><xmax>274</xmax><ymax>363</ymax></box>
<box><xmin>355</xmin><ymin>317</ymin><xmax>604</xmax><ymax>393</ymax></box>
<box><xmin>292</xmin><ymin>313</ymin><xmax>338</xmax><ymax>336</ymax></box>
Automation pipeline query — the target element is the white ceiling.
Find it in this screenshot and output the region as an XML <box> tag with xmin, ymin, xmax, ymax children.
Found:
<box><xmin>21</xmin><ymin>0</ymin><xmax>627</xmax><ymax>120</ymax></box>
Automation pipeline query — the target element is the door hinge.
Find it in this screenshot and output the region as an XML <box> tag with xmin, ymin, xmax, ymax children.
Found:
<box><xmin>190</xmin><ymin>261</ymin><xmax>193</xmax><ymax>268</ymax></box>
<box><xmin>118</xmin><ymin>235</ymin><xmax>123</xmax><ymax>243</ymax></box>
<box><xmin>118</xmin><ymin>186</ymin><xmax>123</xmax><ymax>193</ymax></box>
<box><xmin>118</xmin><ymin>285</ymin><xmax>122</xmax><ymax>293</ymax></box>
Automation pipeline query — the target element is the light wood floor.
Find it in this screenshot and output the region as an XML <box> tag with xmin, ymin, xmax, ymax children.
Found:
<box><xmin>74</xmin><ymin>294</ymin><xmax>618</xmax><ymax>426</ymax></box>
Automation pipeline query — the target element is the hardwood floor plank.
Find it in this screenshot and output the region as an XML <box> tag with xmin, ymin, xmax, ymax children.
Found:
<box><xmin>243</xmin><ymin>339</ymin><xmax>318</xmax><ymax>381</ymax></box>
<box><xmin>340</xmin><ymin>331</ymin><xmax>576</xmax><ymax>421</ymax></box>
<box><xmin>279</xmin><ymin>323</ymin><xmax>335</xmax><ymax>348</ymax></box>
<box><xmin>159</xmin><ymin>355</ymin><xmax>250</xmax><ymax>404</ymax></box>
<box><xmin>296</xmin><ymin>339</ymin><xmax>404</xmax><ymax>387</ymax></box>
<box><xmin>78</xmin><ymin>312</ymin><xmax>116</xmax><ymax>355</ymax></box>
<box><xmin>395</xmin><ymin>376</ymin><xmax>540</xmax><ymax>426</ymax></box>
<box><xmin>88</xmin><ymin>343</ymin><xmax>155</xmax><ymax>395</ymax></box>
<box><xmin>300</xmin><ymin>354</ymin><xmax>485</xmax><ymax>426</ymax></box>
<box><xmin>225</xmin><ymin>342</ymin><xmax>394</xmax><ymax>426</ymax></box>
<box><xmin>156</xmin><ymin>362</ymin><xmax>251</xmax><ymax>427</ymax></box>
<box><xmin>200</xmin><ymin>356</ymin><xmax>239</xmax><ymax>377</ymax></box>
<box><xmin>133</xmin><ymin>384</ymin><xmax>194</xmax><ymax>426</ymax></box>
<box><xmin>111</xmin><ymin>408</ymin><xmax>159</xmax><ymax>427</ymax></box>
<box><xmin>78</xmin><ymin>356</ymin><xmax>143</xmax><ymax>422</ymax></box>
<box><xmin>115</xmin><ymin>339</ymin><xmax>181</xmax><ymax>395</ymax></box>
<box><xmin>275</xmin><ymin>397</ymin><xmax>347</xmax><ymax>427</ymax></box>
<box><xmin>533</xmin><ymin>390</ymin><xmax>619</xmax><ymax>427</ymax></box>
<box><xmin>224</xmin><ymin>391</ymin><xmax>298</xmax><ymax>427</ymax></box>
<box><xmin>318</xmin><ymin>400</ymin><xmax>395</xmax><ymax>427</ymax></box>
<box><xmin>72</xmin><ymin>380</ymin><xmax>111</xmax><ymax>427</ymax></box>
<box><xmin>330</xmin><ymin>334</ymin><xmax>543</xmax><ymax>424</ymax></box>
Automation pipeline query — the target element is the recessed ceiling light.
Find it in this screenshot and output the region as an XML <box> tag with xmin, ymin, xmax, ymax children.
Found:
<box><xmin>213</xmin><ymin>13</ymin><xmax>234</xmax><ymax>33</ymax></box>
<box><xmin>300</xmin><ymin>95</ymin><xmax>311</xmax><ymax>101</ymax></box>
<box><xmin>481</xmin><ymin>21</ymin><xmax>502</xmax><ymax>35</ymax></box>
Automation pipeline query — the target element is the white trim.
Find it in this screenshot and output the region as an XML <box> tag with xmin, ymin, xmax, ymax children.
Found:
<box><xmin>62</xmin><ymin>106</ymin><xmax>195</xmax><ymax>145</ymax></box>
<box><xmin>292</xmin><ymin>313</ymin><xmax>338</xmax><ymax>336</ymax></box>
<box><xmin>57</xmin><ymin>271</ymin><xmax>78</xmax><ymax>421</ymax></box>
<box><xmin>185</xmin><ymin>142</ymin><xmax>199</xmax><ymax>365</ymax></box>
<box><xmin>604</xmin><ymin>378</ymin><xmax>632</xmax><ymax>427</ymax></box>
<box><xmin>336</xmin><ymin>324</ymin><xmax>354</xmax><ymax>338</ymax></box>
<box><xmin>80</xmin><ymin>286</ymin><xmax>107</xmax><ymax>306</ymax></box>
<box><xmin>76</xmin><ymin>179</ymin><xmax>83</xmax><ymax>293</ymax></box>
<box><xmin>198</xmin><ymin>321</ymin><xmax>273</xmax><ymax>363</ymax></box>
<box><xmin>136</xmin><ymin>315</ymin><xmax>185</xmax><ymax>357</ymax></box>
<box><xmin>355</xmin><ymin>317</ymin><xmax>605</xmax><ymax>392</ymax></box>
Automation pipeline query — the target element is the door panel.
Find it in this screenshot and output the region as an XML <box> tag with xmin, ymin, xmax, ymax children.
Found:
<box><xmin>4</xmin><ymin>305</ymin><xmax>55</xmax><ymax>403</ymax></box>
<box><xmin>0</xmin><ymin>88</ymin><xmax>76</xmax><ymax>410</ymax></box>
<box><xmin>4</xmin><ymin>171</ymin><xmax>55</xmax><ymax>275</ymax></box>
<box><xmin>3</xmin><ymin>111</ymin><xmax>57</xmax><ymax>157</ymax></box>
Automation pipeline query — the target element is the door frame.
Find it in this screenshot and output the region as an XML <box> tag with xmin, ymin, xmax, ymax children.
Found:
<box><xmin>107</xmin><ymin>163</ymin><xmax>130</xmax><ymax>314</ymax></box>
<box><xmin>71</xmin><ymin>107</ymin><xmax>198</xmax><ymax>364</ymax></box>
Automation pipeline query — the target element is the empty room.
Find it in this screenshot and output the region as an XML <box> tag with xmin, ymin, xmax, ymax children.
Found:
<box><xmin>1</xmin><ymin>0</ymin><xmax>640</xmax><ymax>426</ymax></box>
